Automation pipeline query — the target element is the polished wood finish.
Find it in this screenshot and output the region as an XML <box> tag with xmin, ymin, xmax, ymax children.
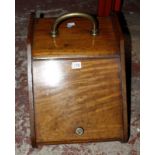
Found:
<box><xmin>32</xmin><ymin>17</ymin><xmax>120</xmax><ymax>59</ymax></box>
<box><xmin>112</xmin><ymin>14</ymin><xmax>128</xmax><ymax>141</ymax></box>
<box><xmin>27</xmin><ymin>12</ymin><xmax>128</xmax><ymax>146</ymax></box>
<box><xmin>120</xmin><ymin>39</ymin><xmax>128</xmax><ymax>141</ymax></box>
<box><xmin>33</xmin><ymin>59</ymin><xmax>123</xmax><ymax>143</ymax></box>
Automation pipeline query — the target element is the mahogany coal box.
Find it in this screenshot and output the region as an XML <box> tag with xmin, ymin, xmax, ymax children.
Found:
<box><xmin>27</xmin><ymin>12</ymin><xmax>128</xmax><ymax>147</ymax></box>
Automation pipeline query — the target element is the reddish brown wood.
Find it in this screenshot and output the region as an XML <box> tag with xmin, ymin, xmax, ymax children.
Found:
<box><xmin>32</xmin><ymin>17</ymin><xmax>120</xmax><ymax>59</ymax></box>
<box><xmin>120</xmin><ymin>39</ymin><xmax>128</xmax><ymax>141</ymax></box>
<box><xmin>33</xmin><ymin>59</ymin><xmax>123</xmax><ymax>143</ymax></box>
<box><xmin>98</xmin><ymin>0</ymin><xmax>106</xmax><ymax>16</ymax></box>
<box><xmin>104</xmin><ymin>0</ymin><xmax>113</xmax><ymax>16</ymax></box>
<box><xmin>111</xmin><ymin>13</ymin><xmax>128</xmax><ymax>141</ymax></box>
<box><xmin>98</xmin><ymin>0</ymin><xmax>122</xmax><ymax>17</ymax></box>
<box><xmin>114</xmin><ymin>0</ymin><xmax>121</xmax><ymax>11</ymax></box>
<box><xmin>27</xmin><ymin>12</ymin><xmax>128</xmax><ymax>146</ymax></box>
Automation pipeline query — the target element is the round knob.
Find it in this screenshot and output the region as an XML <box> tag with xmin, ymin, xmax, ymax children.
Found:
<box><xmin>75</xmin><ymin>127</ymin><xmax>84</xmax><ymax>135</ymax></box>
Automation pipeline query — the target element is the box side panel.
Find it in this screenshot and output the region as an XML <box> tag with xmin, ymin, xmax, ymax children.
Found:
<box><xmin>111</xmin><ymin>13</ymin><xmax>128</xmax><ymax>141</ymax></box>
<box><xmin>120</xmin><ymin>39</ymin><xmax>128</xmax><ymax>141</ymax></box>
<box><xmin>27</xmin><ymin>12</ymin><xmax>37</xmax><ymax>147</ymax></box>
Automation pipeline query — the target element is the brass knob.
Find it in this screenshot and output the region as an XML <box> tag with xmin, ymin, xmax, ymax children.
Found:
<box><xmin>75</xmin><ymin>127</ymin><xmax>84</xmax><ymax>135</ymax></box>
<box><xmin>51</xmin><ymin>12</ymin><xmax>98</xmax><ymax>37</ymax></box>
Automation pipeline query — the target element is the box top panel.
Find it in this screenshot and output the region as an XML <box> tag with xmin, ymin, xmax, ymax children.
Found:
<box><xmin>31</xmin><ymin>16</ymin><xmax>121</xmax><ymax>59</ymax></box>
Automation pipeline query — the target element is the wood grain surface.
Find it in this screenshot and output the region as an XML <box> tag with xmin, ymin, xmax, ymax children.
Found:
<box><xmin>112</xmin><ymin>13</ymin><xmax>128</xmax><ymax>141</ymax></box>
<box><xmin>32</xmin><ymin>17</ymin><xmax>120</xmax><ymax>59</ymax></box>
<box><xmin>33</xmin><ymin>59</ymin><xmax>124</xmax><ymax>143</ymax></box>
<box><xmin>27</xmin><ymin>13</ymin><xmax>128</xmax><ymax>145</ymax></box>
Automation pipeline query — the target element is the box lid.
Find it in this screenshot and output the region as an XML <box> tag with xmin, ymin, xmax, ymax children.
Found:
<box><xmin>32</xmin><ymin>16</ymin><xmax>120</xmax><ymax>59</ymax></box>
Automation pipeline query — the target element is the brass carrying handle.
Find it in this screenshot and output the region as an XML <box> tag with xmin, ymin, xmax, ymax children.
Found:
<box><xmin>51</xmin><ymin>12</ymin><xmax>99</xmax><ymax>37</ymax></box>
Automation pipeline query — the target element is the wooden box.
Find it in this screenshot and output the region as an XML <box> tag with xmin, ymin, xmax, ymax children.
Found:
<box><xmin>27</xmin><ymin>12</ymin><xmax>128</xmax><ymax>147</ymax></box>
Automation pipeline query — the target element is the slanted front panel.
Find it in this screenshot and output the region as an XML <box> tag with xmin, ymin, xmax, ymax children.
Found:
<box><xmin>33</xmin><ymin>59</ymin><xmax>123</xmax><ymax>143</ymax></box>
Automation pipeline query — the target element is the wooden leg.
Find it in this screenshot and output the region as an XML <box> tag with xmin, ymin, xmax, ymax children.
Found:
<box><xmin>114</xmin><ymin>0</ymin><xmax>121</xmax><ymax>11</ymax></box>
<box><xmin>98</xmin><ymin>0</ymin><xmax>106</xmax><ymax>16</ymax></box>
<box><xmin>104</xmin><ymin>0</ymin><xmax>113</xmax><ymax>16</ymax></box>
<box><xmin>98</xmin><ymin>0</ymin><xmax>122</xmax><ymax>17</ymax></box>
